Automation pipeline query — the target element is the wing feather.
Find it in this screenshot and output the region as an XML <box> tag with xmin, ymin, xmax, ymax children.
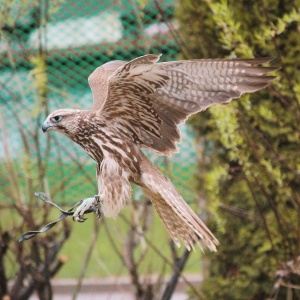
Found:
<box><xmin>89</xmin><ymin>60</ymin><xmax>126</xmax><ymax>111</ymax></box>
<box><xmin>89</xmin><ymin>54</ymin><xmax>277</xmax><ymax>155</ymax></box>
<box><xmin>100</xmin><ymin>54</ymin><xmax>170</xmax><ymax>144</ymax></box>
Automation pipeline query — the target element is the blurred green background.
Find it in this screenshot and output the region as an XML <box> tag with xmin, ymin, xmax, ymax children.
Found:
<box><xmin>1</xmin><ymin>0</ymin><xmax>300</xmax><ymax>299</ymax></box>
<box><xmin>0</xmin><ymin>0</ymin><xmax>201</xmax><ymax>283</ymax></box>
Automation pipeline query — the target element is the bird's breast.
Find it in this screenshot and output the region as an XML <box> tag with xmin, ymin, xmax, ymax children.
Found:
<box><xmin>89</xmin><ymin>133</ymin><xmax>142</xmax><ymax>176</ymax></box>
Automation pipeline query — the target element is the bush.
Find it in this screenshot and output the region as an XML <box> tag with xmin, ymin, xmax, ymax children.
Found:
<box><xmin>177</xmin><ymin>0</ymin><xmax>300</xmax><ymax>299</ymax></box>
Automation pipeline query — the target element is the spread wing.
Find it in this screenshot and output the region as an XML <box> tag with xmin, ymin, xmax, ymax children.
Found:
<box><xmin>90</xmin><ymin>54</ymin><xmax>277</xmax><ymax>155</ymax></box>
<box><xmin>88</xmin><ymin>60</ymin><xmax>127</xmax><ymax>111</ymax></box>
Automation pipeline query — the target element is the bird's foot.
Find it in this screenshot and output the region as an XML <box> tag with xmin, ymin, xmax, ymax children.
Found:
<box><xmin>72</xmin><ymin>195</ymin><xmax>102</xmax><ymax>222</ymax></box>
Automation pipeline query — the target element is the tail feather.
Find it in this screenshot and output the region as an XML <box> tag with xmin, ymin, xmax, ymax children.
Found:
<box><xmin>140</xmin><ymin>157</ymin><xmax>219</xmax><ymax>252</ymax></box>
<box><xmin>164</xmin><ymin>203</ymin><xmax>205</xmax><ymax>251</ymax></box>
<box><xmin>141</xmin><ymin>178</ymin><xmax>219</xmax><ymax>252</ymax></box>
<box><xmin>152</xmin><ymin>198</ymin><xmax>201</xmax><ymax>251</ymax></box>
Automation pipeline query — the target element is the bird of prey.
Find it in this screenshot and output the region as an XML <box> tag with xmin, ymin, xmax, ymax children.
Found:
<box><xmin>42</xmin><ymin>54</ymin><xmax>276</xmax><ymax>251</ymax></box>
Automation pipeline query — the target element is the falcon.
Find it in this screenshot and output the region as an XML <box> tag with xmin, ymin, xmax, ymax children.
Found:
<box><xmin>42</xmin><ymin>54</ymin><xmax>276</xmax><ymax>251</ymax></box>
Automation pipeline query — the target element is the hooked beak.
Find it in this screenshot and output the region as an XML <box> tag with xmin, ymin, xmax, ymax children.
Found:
<box><xmin>42</xmin><ymin>121</ymin><xmax>53</xmax><ymax>133</ymax></box>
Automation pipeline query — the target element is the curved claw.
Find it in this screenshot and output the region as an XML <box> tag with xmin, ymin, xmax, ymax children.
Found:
<box><xmin>72</xmin><ymin>196</ymin><xmax>102</xmax><ymax>223</ymax></box>
<box><xmin>19</xmin><ymin>193</ymin><xmax>102</xmax><ymax>242</ymax></box>
<box><xmin>72</xmin><ymin>215</ymin><xmax>87</xmax><ymax>222</ymax></box>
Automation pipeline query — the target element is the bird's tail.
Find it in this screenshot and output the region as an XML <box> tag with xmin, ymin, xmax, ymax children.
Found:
<box><xmin>140</xmin><ymin>169</ymin><xmax>219</xmax><ymax>252</ymax></box>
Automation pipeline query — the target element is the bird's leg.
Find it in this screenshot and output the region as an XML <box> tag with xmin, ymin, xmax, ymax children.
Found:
<box><xmin>72</xmin><ymin>195</ymin><xmax>102</xmax><ymax>222</ymax></box>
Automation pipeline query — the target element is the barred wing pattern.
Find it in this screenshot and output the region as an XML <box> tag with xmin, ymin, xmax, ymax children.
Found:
<box><xmin>43</xmin><ymin>54</ymin><xmax>276</xmax><ymax>252</ymax></box>
<box><xmin>100</xmin><ymin>55</ymin><xmax>169</xmax><ymax>145</ymax></box>
<box><xmin>149</xmin><ymin>58</ymin><xmax>276</xmax><ymax>154</ymax></box>
<box><xmin>90</xmin><ymin>55</ymin><xmax>276</xmax><ymax>155</ymax></box>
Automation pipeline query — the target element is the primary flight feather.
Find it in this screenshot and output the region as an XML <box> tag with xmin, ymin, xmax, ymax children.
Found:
<box><xmin>42</xmin><ymin>54</ymin><xmax>276</xmax><ymax>251</ymax></box>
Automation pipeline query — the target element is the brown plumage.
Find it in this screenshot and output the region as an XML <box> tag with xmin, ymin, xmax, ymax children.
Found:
<box><xmin>42</xmin><ymin>54</ymin><xmax>276</xmax><ymax>251</ymax></box>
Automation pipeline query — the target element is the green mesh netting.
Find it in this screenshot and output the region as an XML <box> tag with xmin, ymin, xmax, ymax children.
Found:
<box><xmin>0</xmin><ymin>0</ymin><xmax>197</xmax><ymax>206</ymax></box>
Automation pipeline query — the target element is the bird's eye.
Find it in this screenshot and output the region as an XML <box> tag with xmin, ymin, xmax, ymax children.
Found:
<box><xmin>52</xmin><ymin>115</ymin><xmax>62</xmax><ymax>123</ymax></box>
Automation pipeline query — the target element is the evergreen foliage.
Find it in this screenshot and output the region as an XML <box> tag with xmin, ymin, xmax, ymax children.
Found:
<box><xmin>177</xmin><ymin>0</ymin><xmax>300</xmax><ymax>298</ymax></box>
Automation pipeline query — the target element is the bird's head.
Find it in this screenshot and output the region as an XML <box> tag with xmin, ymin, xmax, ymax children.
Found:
<box><xmin>42</xmin><ymin>108</ymin><xmax>83</xmax><ymax>136</ymax></box>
